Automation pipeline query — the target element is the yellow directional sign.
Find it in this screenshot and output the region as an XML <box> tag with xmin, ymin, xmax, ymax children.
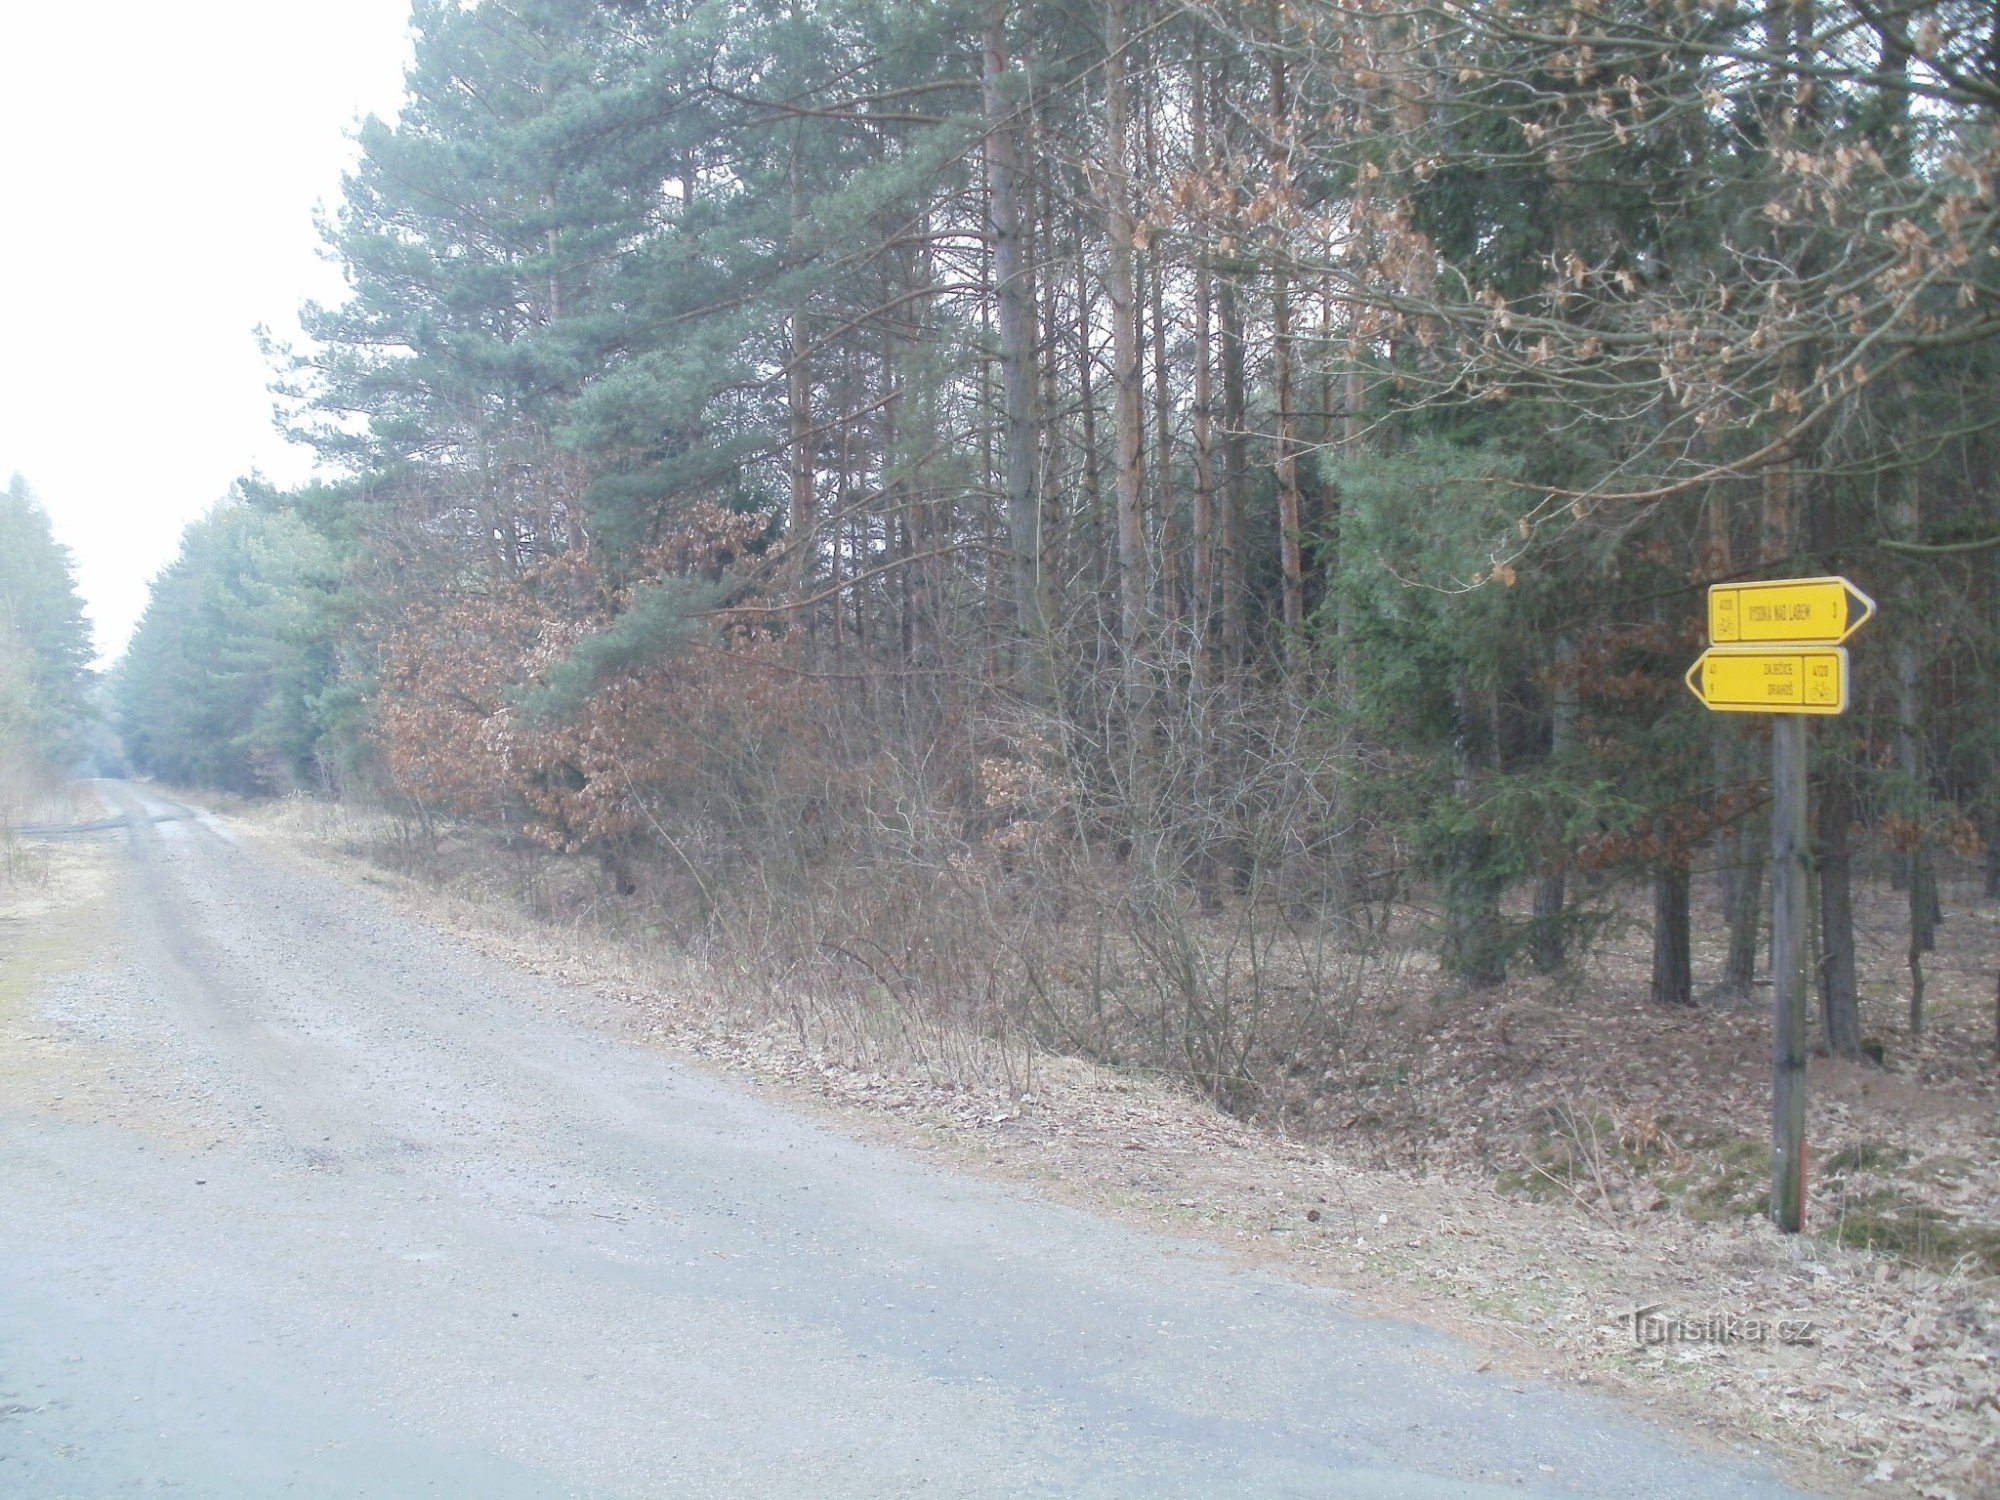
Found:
<box><xmin>1692</xmin><ymin>578</ymin><xmax>1872</xmax><ymax>1233</ymax></box>
<box><xmin>1685</xmin><ymin>646</ymin><xmax>1848</xmax><ymax>714</ymax></box>
<box><xmin>1708</xmin><ymin>575</ymin><xmax>1875</xmax><ymax>645</ymax></box>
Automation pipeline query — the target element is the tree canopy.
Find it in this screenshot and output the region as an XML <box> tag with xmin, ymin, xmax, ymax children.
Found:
<box><xmin>0</xmin><ymin>474</ymin><xmax>95</xmax><ymax>811</ymax></box>
<box><xmin>120</xmin><ymin>0</ymin><xmax>2000</xmax><ymax>1057</ymax></box>
<box><xmin>117</xmin><ymin>490</ymin><xmax>342</xmax><ymax>795</ymax></box>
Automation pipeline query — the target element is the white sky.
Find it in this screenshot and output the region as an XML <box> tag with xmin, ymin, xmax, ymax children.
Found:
<box><xmin>0</xmin><ymin>1</ymin><xmax>414</xmax><ymax>662</ymax></box>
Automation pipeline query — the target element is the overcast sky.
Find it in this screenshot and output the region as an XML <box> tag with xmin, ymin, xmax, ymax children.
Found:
<box><xmin>0</xmin><ymin>1</ymin><xmax>414</xmax><ymax>662</ymax></box>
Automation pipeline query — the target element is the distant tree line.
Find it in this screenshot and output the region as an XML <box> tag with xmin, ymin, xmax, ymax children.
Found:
<box><xmin>120</xmin><ymin>0</ymin><xmax>1999</xmax><ymax>1105</ymax></box>
<box><xmin>115</xmin><ymin>486</ymin><xmax>345</xmax><ymax>795</ymax></box>
<box><xmin>0</xmin><ymin>475</ymin><xmax>94</xmax><ymax>823</ymax></box>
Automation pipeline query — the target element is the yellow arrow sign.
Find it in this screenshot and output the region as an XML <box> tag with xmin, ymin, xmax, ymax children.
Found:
<box><xmin>1685</xmin><ymin>646</ymin><xmax>1849</xmax><ymax>714</ymax></box>
<box><xmin>1708</xmin><ymin>575</ymin><xmax>1875</xmax><ymax>645</ymax></box>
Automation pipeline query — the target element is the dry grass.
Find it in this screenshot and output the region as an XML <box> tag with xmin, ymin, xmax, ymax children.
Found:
<box><xmin>242</xmin><ymin>792</ymin><xmax>1999</xmax><ymax>1499</ymax></box>
<box><xmin>0</xmin><ymin>830</ymin><xmax>120</xmax><ymax>1117</ymax></box>
<box><xmin>0</xmin><ymin>777</ymin><xmax>106</xmax><ymax>887</ymax></box>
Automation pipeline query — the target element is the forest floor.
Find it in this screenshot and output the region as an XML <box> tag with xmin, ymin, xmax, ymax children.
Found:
<box><xmin>236</xmin><ymin>793</ymin><xmax>1999</xmax><ymax>1499</ymax></box>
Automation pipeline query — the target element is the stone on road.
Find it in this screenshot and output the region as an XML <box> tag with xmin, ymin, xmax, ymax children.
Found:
<box><xmin>0</xmin><ymin>783</ymin><xmax>1810</xmax><ymax>1498</ymax></box>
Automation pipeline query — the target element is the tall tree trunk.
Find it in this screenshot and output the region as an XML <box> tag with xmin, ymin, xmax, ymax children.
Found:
<box><xmin>1150</xmin><ymin>254</ymin><xmax>1178</xmax><ymax>629</ymax></box>
<box><xmin>1727</xmin><ymin>802</ymin><xmax>1766</xmax><ymax>989</ymax></box>
<box><xmin>1268</xmin><ymin>51</ymin><xmax>1305</xmax><ymax>642</ymax></box>
<box><xmin>1190</xmin><ymin>249</ymin><xmax>1217</xmax><ymax>658</ymax></box>
<box><xmin>1216</xmin><ymin>254</ymin><xmax>1249</xmax><ymax>668</ymax></box>
<box><xmin>1894</xmin><ymin>466</ymin><xmax>1936</xmax><ymax>1007</ymax></box>
<box><xmin>786</xmin><ymin>143</ymin><xmax>815</xmax><ymax>595</ymax></box>
<box><xmin>1074</xmin><ymin>256</ymin><xmax>1117</xmax><ymax>678</ymax></box>
<box><xmin>1142</xmin><ymin>77</ymin><xmax>1178</xmax><ymax>631</ymax></box>
<box><xmin>1645</xmin><ymin>525</ymin><xmax>1690</xmax><ymax>1006</ymax></box>
<box><xmin>1103</xmin><ymin>0</ymin><xmax>1146</xmax><ymax>652</ymax></box>
<box><xmin>1188</xmin><ymin>55</ymin><xmax>1216</xmax><ymax>652</ymax></box>
<box><xmin>1908</xmin><ymin>901</ymin><xmax>1928</xmax><ymax>1038</ymax></box>
<box><xmin>1743</xmin><ymin>48</ymin><xmax>1807</xmax><ymax>981</ymax></box>
<box><xmin>1202</xmin><ymin>50</ymin><xmax>1250</xmax><ymax>671</ymax></box>
<box><xmin>978</xmin><ymin>270</ymin><xmax>999</xmax><ymax>677</ymax></box>
<box><xmin>1805</xmin><ymin>459</ymin><xmax>1862</xmax><ymax>1057</ymax></box>
<box><xmin>1652</xmin><ymin>837</ymin><xmax>1693</xmax><ymax>1006</ymax></box>
<box><xmin>1533</xmin><ymin>633</ymin><xmax>1578</xmax><ymax>973</ymax></box>
<box><xmin>1723</xmin><ymin>721</ymin><xmax>1766</xmax><ymax>990</ymax></box>
<box><xmin>1076</xmin><ymin>238</ymin><xmax>1105</xmax><ymax>622</ymax></box>
<box><xmin>1749</xmin><ymin>0</ymin><xmax>1814</xmax><ymax>1213</ymax></box>
<box><xmin>983</xmin><ymin>3</ymin><xmax>1044</xmax><ymax>698</ymax></box>
<box><xmin>898</xmin><ymin>227</ymin><xmax>946</xmax><ymax>728</ymax></box>
<box><xmin>1443</xmin><ymin>678</ymin><xmax>1505</xmax><ymax>988</ymax></box>
<box><xmin>1030</xmin><ymin>134</ymin><xmax>1064</xmax><ymax>673</ymax></box>
<box><xmin>1816</xmin><ymin>756</ymin><xmax>1862</xmax><ymax>1056</ymax></box>
<box><xmin>788</xmin><ymin>305</ymin><xmax>814</xmax><ymax>586</ymax></box>
<box><xmin>1531</xmin><ymin>867</ymin><xmax>1567</xmax><ymax>975</ymax></box>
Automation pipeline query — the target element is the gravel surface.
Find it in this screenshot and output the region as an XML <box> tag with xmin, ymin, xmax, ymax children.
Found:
<box><xmin>0</xmin><ymin>782</ymin><xmax>1815</xmax><ymax>1498</ymax></box>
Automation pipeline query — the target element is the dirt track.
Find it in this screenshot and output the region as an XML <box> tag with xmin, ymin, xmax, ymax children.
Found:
<box><xmin>0</xmin><ymin>783</ymin><xmax>1809</xmax><ymax>1497</ymax></box>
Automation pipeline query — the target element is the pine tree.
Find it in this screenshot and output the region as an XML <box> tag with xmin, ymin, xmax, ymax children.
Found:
<box><xmin>0</xmin><ymin>474</ymin><xmax>94</xmax><ymax>806</ymax></box>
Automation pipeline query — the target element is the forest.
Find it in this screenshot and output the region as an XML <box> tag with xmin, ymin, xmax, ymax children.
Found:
<box><xmin>114</xmin><ymin>0</ymin><xmax>1998</xmax><ymax>1123</ymax></box>
<box><xmin>0</xmin><ymin>476</ymin><xmax>94</xmax><ymax>831</ymax></box>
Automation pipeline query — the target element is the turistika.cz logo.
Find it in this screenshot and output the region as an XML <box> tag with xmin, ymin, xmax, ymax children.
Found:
<box><xmin>1613</xmin><ymin>1305</ymin><xmax>1816</xmax><ymax>1347</ymax></box>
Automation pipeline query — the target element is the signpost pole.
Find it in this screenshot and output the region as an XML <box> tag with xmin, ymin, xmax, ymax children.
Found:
<box><xmin>1770</xmin><ymin>713</ymin><xmax>1811</xmax><ymax>1233</ymax></box>
<box><xmin>1690</xmin><ymin>572</ymin><xmax>1871</xmax><ymax>1233</ymax></box>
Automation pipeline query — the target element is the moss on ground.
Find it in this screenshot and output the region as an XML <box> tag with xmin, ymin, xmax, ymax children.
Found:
<box><xmin>1498</xmin><ymin>1119</ymin><xmax>2000</xmax><ymax>1275</ymax></box>
<box><xmin>1814</xmin><ymin>1145</ymin><xmax>2000</xmax><ymax>1274</ymax></box>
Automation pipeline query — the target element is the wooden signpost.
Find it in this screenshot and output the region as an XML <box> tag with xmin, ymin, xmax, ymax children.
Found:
<box><xmin>1686</xmin><ymin>576</ymin><xmax>1875</xmax><ymax>1234</ymax></box>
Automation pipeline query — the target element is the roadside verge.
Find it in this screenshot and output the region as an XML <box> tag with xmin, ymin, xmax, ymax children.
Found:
<box><xmin>230</xmin><ymin>793</ymin><xmax>1996</xmax><ymax>1499</ymax></box>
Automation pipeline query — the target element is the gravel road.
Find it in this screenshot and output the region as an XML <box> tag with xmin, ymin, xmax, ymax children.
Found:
<box><xmin>0</xmin><ymin>783</ymin><xmax>1813</xmax><ymax>1499</ymax></box>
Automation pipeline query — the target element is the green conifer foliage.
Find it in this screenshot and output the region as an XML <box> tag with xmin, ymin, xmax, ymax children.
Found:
<box><xmin>116</xmin><ymin>494</ymin><xmax>340</xmax><ymax>794</ymax></box>
<box><xmin>0</xmin><ymin>475</ymin><xmax>95</xmax><ymax>806</ymax></box>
